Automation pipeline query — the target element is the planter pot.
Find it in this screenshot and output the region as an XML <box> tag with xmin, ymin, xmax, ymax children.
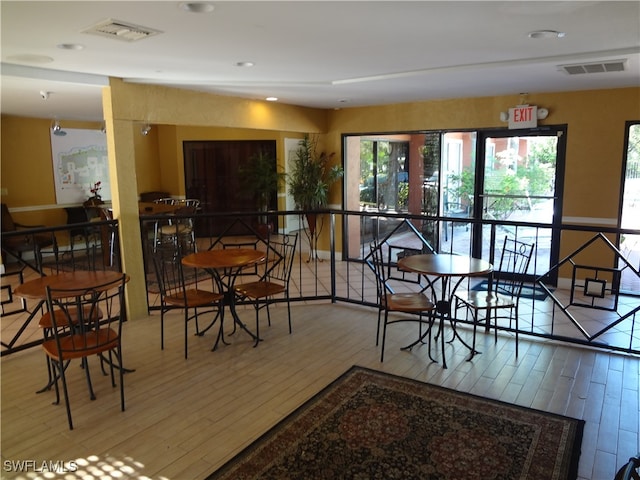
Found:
<box><xmin>83</xmin><ymin>196</ymin><xmax>104</xmax><ymax>207</ymax></box>
<box><xmin>305</xmin><ymin>212</ymin><xmax>317</xmax><ymax>236</ymax></box>
<box><xmin>256</xmin><ymin>222</ymin><xmax>272</xmax><ymax>240</ymax></box>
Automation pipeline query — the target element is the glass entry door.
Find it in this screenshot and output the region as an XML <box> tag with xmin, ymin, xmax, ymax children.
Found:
<box><xmin>359</xmin><ymin>139</ymin><xmax>409</xmax><ymax>212</ymax></box>
<box><xmin>474</xmin><ymin>128</ymin><xmax>566</xmax><ymax>280</ymax></box>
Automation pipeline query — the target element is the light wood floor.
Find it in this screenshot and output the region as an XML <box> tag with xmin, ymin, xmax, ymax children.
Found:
<box><xmin>1</xmin><ymin>301</ymin><xmax>638</xmax><ymax>479</ymax></box>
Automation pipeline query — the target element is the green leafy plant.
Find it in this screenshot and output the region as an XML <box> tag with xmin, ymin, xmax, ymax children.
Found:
<box><xmin>240</xmin><ymin>151</ymin><xmax>286</xmax><ymax>212</ymax></box>
<box><xmin>288</xmin><ymin>135</ymin><xmax>343</xmax><ymax>211</ymax></box>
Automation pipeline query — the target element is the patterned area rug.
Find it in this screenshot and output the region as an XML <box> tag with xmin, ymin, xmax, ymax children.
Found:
<box><xmin>207</xmin><ymin>366</ymin><xmax>584</xmax><ymax>480</ymax></box>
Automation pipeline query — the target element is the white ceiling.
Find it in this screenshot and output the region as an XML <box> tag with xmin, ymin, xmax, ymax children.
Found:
<box><xmin>2</xmin><ymin>1</ymin><xmax>639</xmax><ymax>122</ymax></box>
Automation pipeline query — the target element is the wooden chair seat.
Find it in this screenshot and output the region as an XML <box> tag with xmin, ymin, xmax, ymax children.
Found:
<box><xmin>42</xmin><ymin>328</ymin><xmax>119</xmax><ymax>360</ymax></box>
<box><xmin>233</xmin><ymin>233</ymin><xmax>298</xmax><ymax>347</ymax></box>
<box><xmin>454</xmin><ymin>236</ymin><xmax>535</xmax><ymax>359</ymax></box>
<box><xmin>235</xmin><ymin>281</ymin><xmax>286</xmax><ymax>299</ymax></box>
<box><xmin>154</xmin><ymin>203</ymin><xmax>198</xmax><ymax>253</ymax></box>
<box><xmin>164</xmin><ymin>289</ymin><xmax>224</xmax><ymax>308</ymax></box>
<box><xmin>159</xmin><ymin>224</ymin><xmax>192</xmax><ymax>235</ymax></box>
<box><xmin>40</xmin><ymin>273</ymin><xmax>128</xmax><ymax>430</ymax></box>
<box><xmin>452</xmin><ymin>290</ymin><xmax>515</xmax><ymax>310</ymax></box>
<box><xmin>383</xmin><ymin>292</ymin><xmax>434</xmax><ymax>312</ymax></box>
<box><xmin>152</xmin><ymin>243</ymin><xmax>224</xmax><ymax>358</ymax></box>
<box><xmin>369</xmin><ymin>242</ymin><xmax>436</xmax><ymax>363</ymax></box>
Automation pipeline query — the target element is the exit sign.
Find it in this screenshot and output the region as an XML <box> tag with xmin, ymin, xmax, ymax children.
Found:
<box><xmin>508</xmin><ymin>105</ymin><xmax>537</xmax><ymax>129</ymax></box>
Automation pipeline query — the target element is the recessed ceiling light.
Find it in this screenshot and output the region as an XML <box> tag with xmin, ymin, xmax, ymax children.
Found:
<box><xmin>265</xmin><ymin>97</ymin><xmax>278</xmax><ymax>102</ymax></box>
<box><xmin>180</xmin><ymin>2</ymin><xmax>215</xmax><ymax>13</ymax></box>
<box><xmin>57</xmin><ymin>43</ymin><xmax>84</xmax><ymax>50</ymax></box>
<box><xmin>236</xmin><ymin>61</ymin><xmax>255</xmax><ymax>67</ymax></box>
<box><xmin>528</xmin><ymin>30</ymin><xmax>565</xmax><ymax>39</ymax></box>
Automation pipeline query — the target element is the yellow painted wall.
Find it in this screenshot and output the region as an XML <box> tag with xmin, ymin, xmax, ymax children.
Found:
<box><xmin>134</xmin><ymin>124</ymin><xmax>162</xmax><ymax>196</ymax></box>
<box><xmin>0</xmin><ymin>118</ymin><xmax>298</xmax><ymax>219</ymax></box>
<box><xmin>2</xmin><ymin>85</ymin><xmax>638</xmax><ymax>293</ymax></box>
<box><xmin>0</xmin><ymin>116</ymin><xmax>102</xmax><ymax>226</ymax></box>
<box><xmin>107</xmin><ymin>78</ymin><xmax>327</xmax><ymax>133</ymax></box>
<box><xmin>326</xmin><ymin>88</ymin><xmax>640</xmax><ymax>221</ymax></box>
<box><xmin>9</xmin><ymin>86</ymin><xmax>636</xmax><ymax>227</ymax></box>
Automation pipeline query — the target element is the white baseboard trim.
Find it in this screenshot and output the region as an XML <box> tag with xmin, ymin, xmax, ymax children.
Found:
<box><xmin>562</xmin><ymin>216</ymin><xmax>617</xmax><ymax>226</ymax></box>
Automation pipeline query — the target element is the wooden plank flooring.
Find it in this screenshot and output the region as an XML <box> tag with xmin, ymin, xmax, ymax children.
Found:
<box><xmin>1</xmin><ymin>302</ymin><xmax>639</xmax><ymax>479</ymax></box>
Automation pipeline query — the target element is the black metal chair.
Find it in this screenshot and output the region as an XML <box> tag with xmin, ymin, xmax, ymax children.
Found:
<box><xmin>154</xmin><ymin>199</ymin><xmax>199</xmax><ymax>253</ymax></box>
<box><xmin>64</xmin><ymin>206</ymin><xmax>90</xmax><ymax>243</ymax></box>
<box><xmin>234</xmin><ymin>233</ymin><xmax>298</xmax><ymax>347</ymax></box>
<box><xmin>46</xmin><ymin>207</ymin><xmax>99</xmax><ymax>272</ymax></box>
<box><xmin>1</xmin><ymin>203</ymin><xmax>54</xmax><ymax>273</ymax></box>
<box><xmin>369</xmin><ymin>241</ymin><xmax>435</xmax><ymax>362</ymax></box>
<box><xmin>152</xmin><ymin>243</ymin><xmax>224</xmax><ymax>358</ymax></box>
<box><xmin>454</xmin><ymin>235</ymin><xmax>535</xmax><ymax>359</ymax></box>
<box><xmin>95</xmin><ymin>207</ymin><xmax>119</xmax><ymax>268</ymax></box>
<box><xmin>42</xmin><ymin>273</ymin><xmax>128</xmax><ymax>430</ymax></box>
<box><xmin>615</xmin><ymin>453</ymin><xmax>640</xmax><ymax>480</ymax></box>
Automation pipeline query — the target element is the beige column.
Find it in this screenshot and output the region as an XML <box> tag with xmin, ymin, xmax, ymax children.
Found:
<box><xmin>102</xmin><ymin>87</ymin><xmax>148</xmax><ymax>320</ymax></box>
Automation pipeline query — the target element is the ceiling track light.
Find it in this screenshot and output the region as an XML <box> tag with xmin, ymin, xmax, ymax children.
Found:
<box><xmin>51</xmin><ymin>120</ymin><xmax>67</xmax><ymax>136</ymax></box>
<box><xmin>141</xmin><ymin>124</ymin><xmax>151</xmax><ymax>136</ymax></box>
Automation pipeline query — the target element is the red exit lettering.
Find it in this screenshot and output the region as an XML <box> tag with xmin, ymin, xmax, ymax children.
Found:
<box><xmin>513</xmin><ymin>106</ymin><xmax>533</xmax><ymax>122</ymax></box>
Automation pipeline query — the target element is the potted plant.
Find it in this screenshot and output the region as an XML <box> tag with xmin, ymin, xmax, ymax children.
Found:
<box><xmin>240</xmin><ymin>151</ymin><xmax>286</xmax><ymax>237</ymax></box>
<box><xmin>83</xmin><ymin>181</ymin><xmax>105</xmax><ymax>223</ymax></box>
<box><xmin>84</xmin><ymin>181</ymin><xmax>103</xmax><ymax>206</ymax></box>
<box><xmin>288</xmin><ymin>135</ymin><xmax>343</xmax><ymax>259</ymax></box>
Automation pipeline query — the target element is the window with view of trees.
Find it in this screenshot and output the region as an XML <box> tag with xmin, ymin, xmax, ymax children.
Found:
<box><xmin>344</xmin><ymin>126</ymin><xmax>565</xmax><ymax>278</ymax></box>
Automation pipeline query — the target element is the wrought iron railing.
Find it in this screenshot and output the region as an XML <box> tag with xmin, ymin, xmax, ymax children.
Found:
<box><xmin>1</xmin><ymin>209</ymin><xmax>638</xmax><ymax>356</ymax></box>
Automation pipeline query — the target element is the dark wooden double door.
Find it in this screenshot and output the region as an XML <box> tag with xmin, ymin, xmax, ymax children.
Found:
<box><xmin>184</xmin><ymin>140</ymin><xmax>277</xmax><ymax>236</ymax></box>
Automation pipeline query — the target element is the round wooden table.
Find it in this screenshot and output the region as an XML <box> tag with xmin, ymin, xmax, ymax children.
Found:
<box><xmin>398</xmin><ymin>254</ymin><xmax>492</xmax><ymax>278</ymax></box>
<box><xmin>398</xmin><ymin>254</ymin><xmax>492</xmax><ymax>368</ymax></box>
<box><xmin>138</xmin><ymin>202</ymin><xmax>182</xmax><ymax>215</ymax></box>
<box><xmin>12</xmin><ymin>271</ymin><xmax>129</xmax><ymax>349</ymax></box>
<box><xmin>14</xmin><ymin>270</ymin><xmax>131</xmax><ymax>393</ymax></box>
<box><xmin>182</xmin><ymin>249</ymin><xmax>266</xmax><ymax>349</ymax></box>
<box><xmin>182</xmin><ymin>248</ymin><xmax>265</xmax><ymax>271</ymax></box>
<box><xmin>15</xmin><ymin>270</ymin><xmax>128</xmax><ymax>299</ymax></box>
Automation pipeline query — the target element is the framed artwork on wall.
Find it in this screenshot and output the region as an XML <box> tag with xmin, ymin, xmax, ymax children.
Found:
<box><xmin>50</xmin><ymin>128</ymin><xmax>108</xmax><ymax>205</ymax></box>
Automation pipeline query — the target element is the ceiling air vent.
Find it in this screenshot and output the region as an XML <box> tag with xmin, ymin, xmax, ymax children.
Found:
<box><xmin>82</xmin><ymin>19</ymin><xmax>162</xmax><ymax>42</ymax></box>
<box><xmin>559</xmin><ymin>60</ymin><xmax>626</xmax><ymax>75</ymax></box>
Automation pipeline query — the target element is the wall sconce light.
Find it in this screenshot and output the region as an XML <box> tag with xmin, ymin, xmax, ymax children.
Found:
<box><xmin>51</xmin><ymin>120</ymin><xmax>67</xmax><ymax>136</ymax></box>
<box><xmin>141</xmin><ymin>124</ymin><xmax>151</xmax><ymax>136</ymax></box>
